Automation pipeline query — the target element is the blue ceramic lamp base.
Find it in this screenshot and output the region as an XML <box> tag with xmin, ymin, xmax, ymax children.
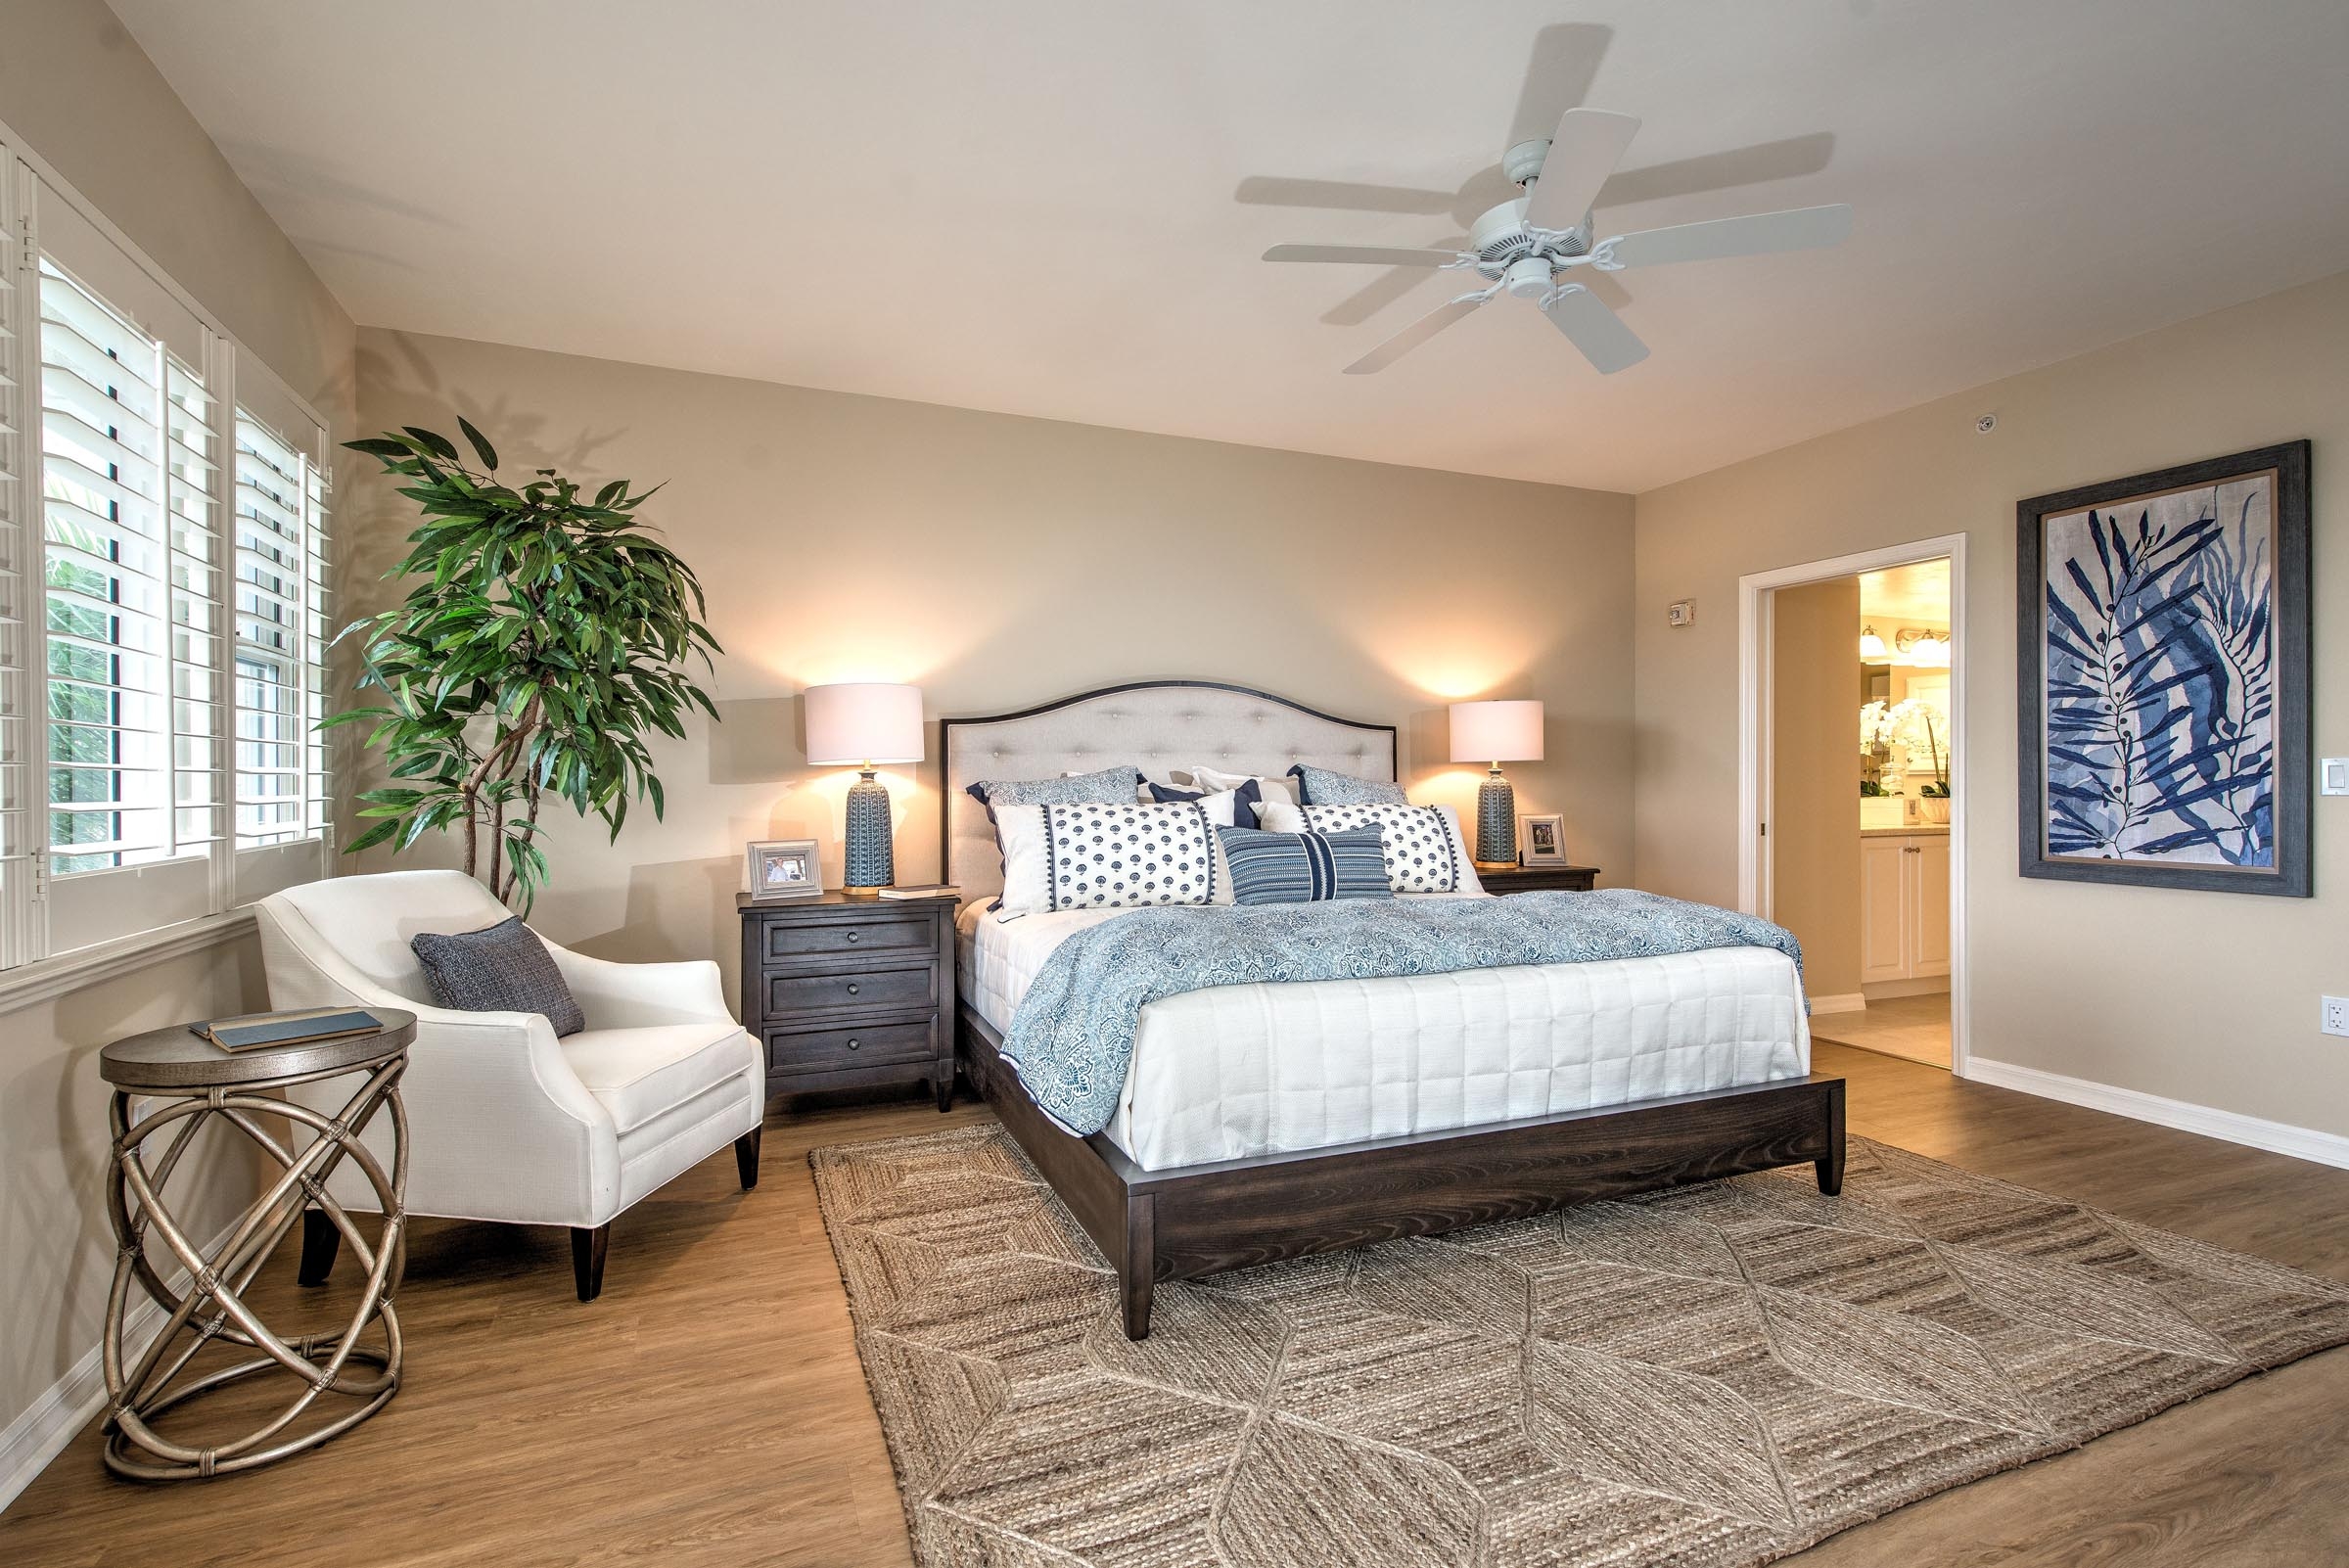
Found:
<box><xmin>843</xmin><ymin>771</ymin><xmax>895</xmax><ymax>895</ymax></box>
<box><xmin>1475</xmin><ymin>769</ymin><xmax>1517</xmax><ymax>869</ymax></box>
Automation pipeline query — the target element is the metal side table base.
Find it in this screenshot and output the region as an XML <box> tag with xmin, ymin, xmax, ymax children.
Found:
<box><xmin>98</xmin><ymin>1013</ymin><xmax>416</xmax><ymax>1481</ymax></box>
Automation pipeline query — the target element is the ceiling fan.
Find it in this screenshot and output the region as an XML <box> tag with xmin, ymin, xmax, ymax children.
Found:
<box><xmin>1264</xmin><ymin>104</ymin><xmax>1852</xmax><ymax>376</ymax></box>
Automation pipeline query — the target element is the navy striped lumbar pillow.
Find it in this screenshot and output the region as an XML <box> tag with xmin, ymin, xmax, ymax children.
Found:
<box><xmin>1216</xmin><ymin>824</ymin><xmax>1394</xmax><ymax>905</ymax></box>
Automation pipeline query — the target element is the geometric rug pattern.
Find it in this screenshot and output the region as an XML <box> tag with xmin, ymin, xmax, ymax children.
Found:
<box><xmin>812</xmin><ymin>1126</ymin><xmax>2349</xmax><ymax>1568</ymax></box>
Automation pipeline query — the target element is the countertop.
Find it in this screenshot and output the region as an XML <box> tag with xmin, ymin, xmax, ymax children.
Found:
<box><xmin>1861</xmin><ymin>823</ymin><xmax>1951</xmax><ymax>838</ymax></box>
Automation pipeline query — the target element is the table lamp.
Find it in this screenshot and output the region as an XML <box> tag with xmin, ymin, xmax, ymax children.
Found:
<box><xmin>804</xmin><ymin>682</ymin><xmax>925</xmax><ymax>895</ymax></box>
<box><xmin>1449</xmin><ymin>699</ymin><xmax>1545</xmax><ymax>868</ymax></box>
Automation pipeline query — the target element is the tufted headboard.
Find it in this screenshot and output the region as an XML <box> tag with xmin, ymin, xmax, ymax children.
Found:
<box><xmin>941</xmin><ymin>680</ymin><xmax>1399</xmax><ymax>902</ymax></box>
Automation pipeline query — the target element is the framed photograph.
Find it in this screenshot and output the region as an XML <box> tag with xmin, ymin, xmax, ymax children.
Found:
<box><xmin>1517</xmin><ymin>812</ymin><xmax>1567</xmax><ymax>866</ymax></box>
<box><xmin>746</xmin><ymin>838</ymin><xmax>822</xmax><ymax>901</ymax></box>
<box><xmin>2017</xmin><ymin>439</ymin><xmax>2310</xmax><ymax>896</ymax></box>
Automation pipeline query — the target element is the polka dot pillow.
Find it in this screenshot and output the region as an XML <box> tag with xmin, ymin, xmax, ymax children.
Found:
<box><xmin>992</xmin><ymin>802</ymin><xmax>1227</xmax><ymax>914</ymax></box>
<box><xmin>1300</xmin><ymin>803</ymin><xmax>1464</xmax><ymax>894</ymax></box>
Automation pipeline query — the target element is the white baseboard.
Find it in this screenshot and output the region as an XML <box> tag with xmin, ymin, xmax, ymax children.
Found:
<box><xmin>1862</xmin><ymin>977</ymin><xmax>1951</xmax><ymax>1000</ymax></box>
<box><xmin>1808</xmin><ymin>992</ymin><xmax>1867</xmax><ymax>1015</ymax></box>
<box><xmin>0</xmin><ymin>1220</ymin><xmax>236</xmax><ymax>1514</ymax></box>
<box><xmin>1965</xmin><ymin>1056</ymin><xmax>2349</xmax><ymax>1172</ymax></box>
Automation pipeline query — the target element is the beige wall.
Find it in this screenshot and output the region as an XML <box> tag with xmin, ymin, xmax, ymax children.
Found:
<box><xmin>348</xmin><ymin>329</ymin><xmax>1637</xmax><ymax>990</ymax></box>
<box><xmin>1769</xmin><ymin>578</ymin><xmax>1863</xmax><ymax>1000</ymax></box>
<box><xmin>0</xmin><ymin>0</ymin><xmax>355</xmax><ymax>1458</ymax></box>
<box><xmin>1635</xmin><ymin>268</ymin><xmax>2349</xmax><ymax>1138</ymax></box>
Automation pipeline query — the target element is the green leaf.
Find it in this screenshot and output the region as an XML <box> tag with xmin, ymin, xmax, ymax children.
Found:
<box><xmin>346</xmin><ymin>437</ymin><xmax>417</xmax><ymax>459</ymax></box>
<box><xmin>456</xmin><ymin>416</ymin><xmax>500</xmax><ymax>472</ymax></box>
<box><xmin>403</xmin><ymin>427</ymin><xmax>462</xmax><ymax>464</ymax></box>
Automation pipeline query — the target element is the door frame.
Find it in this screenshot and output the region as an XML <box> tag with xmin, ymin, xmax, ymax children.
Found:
<box><xmin>1736</xmin><ymin>532</ymin><xmax>1969</xmax><ymax>1076</ymax></box>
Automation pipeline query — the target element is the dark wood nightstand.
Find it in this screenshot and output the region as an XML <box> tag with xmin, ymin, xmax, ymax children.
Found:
<box><xmin>1477</xmin><ymin>863</ymin><xmax>1601</xmax><ymax>894</ymax></box>
<box><xmin>738</xmin><ymin>892</ymin><xmax>958</xmax><ymax>1111</ymax></box>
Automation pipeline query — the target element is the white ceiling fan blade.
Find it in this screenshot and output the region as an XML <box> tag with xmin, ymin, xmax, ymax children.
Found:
<box><xmin>1342</xmin><ymin>297</ymin><xmax>1487</xmax><ymax>375</ymax></box>
<box><xmin>1522</xmin><ymin>108</ymin><xmax>1640</xmax><ymax>232</ymax></box>
<box><xmin>1541</xmin><ymin>286</ymin><xmax>1649</xmax><ymax>375</ymax></box>
<box><xmin>1263</xmin><ymin>244</ymin><xmax>1462</xmax><ymax>268</ymax></box>
<box><xmin>1603</xmin><ymin>204</ymin><xmax>1853</xmax><ymax>269</ymax></box>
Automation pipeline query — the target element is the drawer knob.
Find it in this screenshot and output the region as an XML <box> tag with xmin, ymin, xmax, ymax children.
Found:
<box><xmin>847</xmin><ymin>1038</ymin><xmax>860</xmax><ymax>1051</ymax></box>
<box><xmin>846</xmin><ymin>931</ymin><xmax>861</xmax><ymax>944</ymax></box>
<box><xmin>846</xmin><ymin>983</ymin><xmax>860</xmax><ymax>995</ymax></box>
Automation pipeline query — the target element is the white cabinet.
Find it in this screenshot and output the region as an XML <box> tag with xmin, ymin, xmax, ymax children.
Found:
<box><xmin>1860</xmin><ymin>833</ymin><xmax>1949</xmax><ymax>983</ymax></box>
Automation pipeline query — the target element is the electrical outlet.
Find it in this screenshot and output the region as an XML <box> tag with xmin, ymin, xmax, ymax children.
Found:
<box><xmin>2324</xmin><ymin>996</ymin><xmax>2349</xmax><ymax>1038</ymax></box>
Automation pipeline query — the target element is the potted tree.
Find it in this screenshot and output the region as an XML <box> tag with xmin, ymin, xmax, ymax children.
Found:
<box><xmin>330</xmin><ymin>420</ymin><xmax>721</xmax><ymax>908</ymax></box>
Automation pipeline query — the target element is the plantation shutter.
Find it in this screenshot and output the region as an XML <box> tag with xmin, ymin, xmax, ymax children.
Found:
<box><xmin>230</xmin><ymin>362</ymin><xmax>331</xmax><ymax>903</ymax></box>
<box><xmin>0</xmin><ymin>157</ymin><xmax>31</xmax><ymax>966</ymax></box>
<box><xmin>32</xmin><ymin>184</ymin><xmax>219</xmax><ymax>951</ymax></box>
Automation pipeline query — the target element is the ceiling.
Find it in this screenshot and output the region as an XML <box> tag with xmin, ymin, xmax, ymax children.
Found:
<box><xmin>112</xmin><ymin>0</ymin><xmax>2349</xmax><ymax>493</ymax></box>
<box><xmin>1860</xmin><ymin>559</ymin><xmax>1950</xmax><ymax>630</ymax></box>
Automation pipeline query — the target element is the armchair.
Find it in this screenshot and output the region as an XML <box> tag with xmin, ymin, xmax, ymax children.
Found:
<box><xmin>255</xmin><ymin>869</ymin><xmax>763</xmax><ymax>1301</ymax></box>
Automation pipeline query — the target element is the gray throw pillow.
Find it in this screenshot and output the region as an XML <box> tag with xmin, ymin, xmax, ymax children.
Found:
<box><xmin>1288</xmin><ymin>762</ymin><xmax>1407</xmax><ymax>807</ymax></box>
<box><xmin>411</xmin><ymin>916</ymin><xmax>586</xmax><ymax>1037</ymax></box>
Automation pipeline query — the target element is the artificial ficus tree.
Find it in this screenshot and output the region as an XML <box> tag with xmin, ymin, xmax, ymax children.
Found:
<box><xmin>330</xmin><ymin>419</ymin><xmax>721</xmax><ymax>909</ymax></box>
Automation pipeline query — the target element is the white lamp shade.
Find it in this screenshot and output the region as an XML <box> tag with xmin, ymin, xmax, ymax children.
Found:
<box><xmin>804</xmin><ymin>682</ymin><xmax>925</xmax><ymax>765</ymax></box>
<box><xmin>1449</xmin><ymin>700</ymin><xmax>1544</xmax><ymax>763</ymax></box>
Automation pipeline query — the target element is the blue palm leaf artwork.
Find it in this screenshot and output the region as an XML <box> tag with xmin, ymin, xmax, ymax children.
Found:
<box><xmin>2042</xmin><ymin>476</ymin><xmax>2275</xmax><ymax>866</ymax></box>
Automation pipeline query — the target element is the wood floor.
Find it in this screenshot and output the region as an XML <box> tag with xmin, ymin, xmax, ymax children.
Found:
<box><xmin>5</xmin><ymin>1042</ymin><xmax>2346</xmax><ymax>1567</ymax></box>
<box><xmin>1810</xmin><ymin>992</ymin><xmax>1953</xmax><ymax>1067</ymax></box>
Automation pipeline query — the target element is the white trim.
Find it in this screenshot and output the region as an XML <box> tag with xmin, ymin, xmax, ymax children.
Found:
<box><xmin>0</xmin><ymin>1220</ymin><xmax>239</xmax><ymax>1514</ymax></box>
<box><xmin>1863</xmin><ymin>977</ymin><xmax>1952</xmax><ymax>1001</ymax></box>
<box><xmin>0</xmin><ymin>908</ymin><xmax>255</xmax><ymax>1014</ymax></box>
<box><xmin>1736</xmin><ymin>532</ymin><xmax>1970</xmax><ymax>1077</ymax></box>
<box><xmin>1807</xmin><ymin>992</ymin><xmax>1867</xmax><ymax>1015</ymax></box>
<box><xmin>1967</xmin><ymin>1057</ymin><xmax>2349</xmax><ymax>1173</ymax></box>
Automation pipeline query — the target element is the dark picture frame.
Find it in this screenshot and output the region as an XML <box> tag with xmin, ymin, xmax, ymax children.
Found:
<box><xmin>2016</xmin><ymin>439</ymin><xmax>2311</xmax><ymax>896</ymax></box>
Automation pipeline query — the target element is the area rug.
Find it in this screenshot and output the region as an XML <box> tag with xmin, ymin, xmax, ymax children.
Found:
<box><xmin>811</xmin><ymin>1126</ymin><xmax>2349</xmax><ymax>1568</ymax></box>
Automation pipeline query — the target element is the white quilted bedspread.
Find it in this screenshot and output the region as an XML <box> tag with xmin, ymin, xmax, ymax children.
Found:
<box><xmin>957</xmin><ymin>897</ymin><xmax>1810</xmax><ymax>1172</ymax></box>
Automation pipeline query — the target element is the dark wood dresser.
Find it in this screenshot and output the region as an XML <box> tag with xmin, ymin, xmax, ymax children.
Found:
<box><xmin>1477</xmin><ymin>863</ymin><xmax>1601</xmax><ymax>894</ymax></box>
<box><xmin>737</xmin><ymin>892</ymin><xmax>958</xmax><ymax>1111</ymax></box>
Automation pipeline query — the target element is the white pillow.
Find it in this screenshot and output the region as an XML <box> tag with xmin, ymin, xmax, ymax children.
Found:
<box><xmin>1298</xmin><ymin>803</ymin><xmax>1482</xmax><ymax>895</ymax></box>
<box><xmin>1189</xmin><ymin>765</ymin><xmax>1299</xmax><ymax>807</ymax></box>
<box><xmin>994</xmin><ymin>802</ymin><xmax>1235</xmax><ymax>916</ymax></box>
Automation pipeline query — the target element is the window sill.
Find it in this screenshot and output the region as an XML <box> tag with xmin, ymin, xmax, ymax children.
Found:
<box><xmin>0</xmin><ymin>907</ymin><xmax>259</xmax><ymax>1015</ymax></box>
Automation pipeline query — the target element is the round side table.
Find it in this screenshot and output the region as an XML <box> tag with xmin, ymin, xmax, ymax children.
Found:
<box><xmin>98</xmin><ymin>1010</ymin><xmax>417</xmax><ymax>1481</ymax></box>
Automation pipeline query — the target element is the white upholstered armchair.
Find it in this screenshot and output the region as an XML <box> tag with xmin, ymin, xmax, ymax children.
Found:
<box><xmin>255</xmin><ymin>869</ymin><xmax>764</xmax><ymax>1301</ymax></box>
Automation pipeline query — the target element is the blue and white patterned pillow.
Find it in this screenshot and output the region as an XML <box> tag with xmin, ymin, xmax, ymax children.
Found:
<box><xmin>1149</xmin><ymin>778</ymin><xmax>1264</xmax><ymax>828</ymax></box>
<box><xmin>967</xmin><ymin>765</ymin><xmax>1142</xmax><ymax>864</ymax></box>
<box><xmin>1301</xmin><ymin>803</ymin><xmax>1462</xmax><ymax>893</ymax></box>
<box><xmin>1288</xmin><ymin>763</ymin><xmax>1407</xmax><ymax>807</ymax></box>
<box><xmin>1216</xmin><ymin>825</ymin><xmax>1392</xmax><ymax>905</ymax></box>
<box><xmin>1041</xmin><ymin>801</ymin><xmax>1220</xmax><ymax>911</ymax></box>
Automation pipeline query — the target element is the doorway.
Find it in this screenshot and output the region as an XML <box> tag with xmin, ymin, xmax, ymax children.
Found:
<box><xmin>1738</xmin><ymin>535</ymin><xmax>1966</xmax><ymax>1074</ymax></box>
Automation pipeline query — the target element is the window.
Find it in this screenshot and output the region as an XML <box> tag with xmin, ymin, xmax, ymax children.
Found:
<box><xmin>0</xmin><ymin>139</ymin><xmax>335</xmax><ymax>967</ymax></box>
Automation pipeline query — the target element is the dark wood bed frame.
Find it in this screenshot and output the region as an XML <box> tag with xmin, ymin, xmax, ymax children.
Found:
<box><xmin>943</xmin><ymin>681</ymin><xmax>1845</xmax><ymax>1340</ymax></box>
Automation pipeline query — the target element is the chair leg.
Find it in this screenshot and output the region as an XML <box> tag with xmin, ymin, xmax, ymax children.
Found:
<box><xmin>571</xmin><ymin>1223</ymin><xmax>611</xmax><ymax>1303</ymax></box>
<box><xmin>735</xmin><ymin>1125</ymin><xmax>762</xmax><ymax>1189</ymax></box>
<box><xmin>297</xmin><ymin>1207</ymin><xmax>340</xmax><ymax>1286</ymax></box>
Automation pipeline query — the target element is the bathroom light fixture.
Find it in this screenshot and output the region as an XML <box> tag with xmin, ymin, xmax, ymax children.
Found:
<box><xmin>1859</xmin><ymin>624</ymin><xmax>1887</xmax><ymax>660</ymax></box>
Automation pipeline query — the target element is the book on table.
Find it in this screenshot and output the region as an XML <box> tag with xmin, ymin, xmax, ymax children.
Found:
<box><xmin>875</xmin><ymin>884</ymin><xmax>959</xmax><ymax>900</ymax></box>
<box><xmin>188</xmin><ymin>1008</ymin><xmax>384</xmax><ymax>1053</ymax></box>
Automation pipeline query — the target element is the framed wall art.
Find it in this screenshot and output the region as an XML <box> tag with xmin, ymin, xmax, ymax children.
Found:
<box><xmin>2016</xmin><ymin>439</ymin><xmax>2310</xmax><ymax>896</ymax></box>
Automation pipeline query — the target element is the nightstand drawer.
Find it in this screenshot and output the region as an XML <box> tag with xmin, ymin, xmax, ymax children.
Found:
<box><xmin>762</xmin><ymin>913</ymin><xmax>933</xmax><ymax>962</ymax></box>
<box><xmin>767</xmin><ymin>1020</ymin><xmax>933</xmax><ymax>1073</ymax></box>
<box><xmin>763</xmin><ymin>962</ymin><xmax>935</xmax><ymax>1018</ymax></box>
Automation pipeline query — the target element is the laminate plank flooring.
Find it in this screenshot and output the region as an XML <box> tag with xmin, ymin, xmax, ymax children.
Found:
<box><xmin>1810</xmin><ymin>992</ymin><xmax>1953</xmax><ymax>1067</ymax></box>
<box><xmin>4</xmin><ymin>1043</ymin><xmax>2343</xmax><ymax>1566</ymax></box>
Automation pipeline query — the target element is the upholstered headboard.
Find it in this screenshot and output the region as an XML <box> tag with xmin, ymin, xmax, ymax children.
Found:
<box><xmin>941</xmin><ymin>681</ymin><xmax>1399</xmax><ymax>902</ymax></box>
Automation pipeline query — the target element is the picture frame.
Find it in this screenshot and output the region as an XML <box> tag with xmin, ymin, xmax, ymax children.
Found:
<box><xmin>2016</xmin><ymin>439</ymin><xmax>2311</xmax><ymax>897</ymax></box>
<box><xmin>1517</xmin><ymin>812</ymin><xmax>1567</xmax><ymax>866</ymax></box>
<box><xmin>746</xmin><ymin>838</ymin><xmax>823</xmax><ymax>900</ymax></box>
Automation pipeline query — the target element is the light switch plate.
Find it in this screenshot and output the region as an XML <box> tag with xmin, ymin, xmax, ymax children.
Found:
<box><xmin>1666</xmin><ymin>600</ymin><xmax>1695</xmax><ymax>627</ymax></box>
<box><xmin>2323</xmin><ymin>759</ymin><xmax>2349</xmax><ymax>796</ymax></box>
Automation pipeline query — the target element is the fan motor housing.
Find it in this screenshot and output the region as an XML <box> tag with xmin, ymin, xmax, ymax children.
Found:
<box><xmin>1470</xmin><ymin>198</ymin><xmax>1591</xmax><ymax>281</ymax></box>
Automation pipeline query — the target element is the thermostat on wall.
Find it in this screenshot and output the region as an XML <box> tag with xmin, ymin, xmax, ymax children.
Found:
<box><xmin>1666</xmin><ymin>600</ymin><xmax>1696</xmax><ymax>627</ymax></box>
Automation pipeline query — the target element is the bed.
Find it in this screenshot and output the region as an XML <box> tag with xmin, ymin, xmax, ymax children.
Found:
<box><xmin>944</xmin><ymin>680</ymin><xmax>1844</xmax><ymax>1339</ymax></box>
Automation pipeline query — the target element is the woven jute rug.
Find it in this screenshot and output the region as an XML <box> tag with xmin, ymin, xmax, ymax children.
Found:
<box><xmin>812</xmin><ymin>1125</ymin><xmax>2349</xmax><ymax>1567</ymax></box>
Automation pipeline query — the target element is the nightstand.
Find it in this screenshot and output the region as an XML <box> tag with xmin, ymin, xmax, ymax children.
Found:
<box><xmin>738</xmin><ymin>892</ymin><xmax>958</xmax><ymax>1111</ymax></box>
<box><xmin>1478</xmin><ymin>863</ymin><xmax>1601</xmax><ymax>894</ymax></box>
